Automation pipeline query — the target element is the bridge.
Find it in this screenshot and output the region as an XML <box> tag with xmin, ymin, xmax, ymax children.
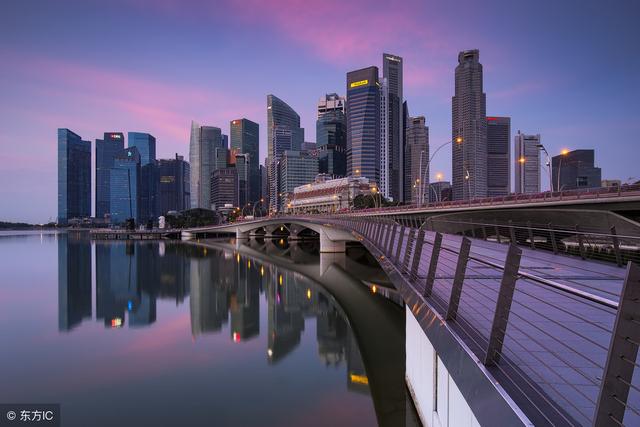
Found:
<box><xmin>182</xmin><ymin>210</ymin><xmax>640</xmax><ymax>426</ymax></box>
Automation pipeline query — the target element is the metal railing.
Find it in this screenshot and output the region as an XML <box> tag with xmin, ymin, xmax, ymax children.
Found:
<box><xmin>317</xmin><ymin>215</ymin><xmax>640</xmax><ymax>426</ymax></box>
<box><xmin>348</xmin><ymin>183</ymin><xmax>640</xmax><ymax>215</ymax></box>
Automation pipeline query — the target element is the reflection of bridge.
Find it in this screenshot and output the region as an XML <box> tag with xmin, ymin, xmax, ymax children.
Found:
<box><xmin>183</xmin><ymin>212</ymin><xmax>640</xmax><ymax>427</ymax></box>
<box><xmin>190</xmin><ymin>239</ymin><xmax>415</xmax><ymax>426</ymax></box>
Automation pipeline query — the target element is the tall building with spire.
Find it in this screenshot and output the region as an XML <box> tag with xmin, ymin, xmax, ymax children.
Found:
<box><xmin>346</xmin><ymin>66</ymin><xmax>380</xmax><ymax>185</ymax></box>
<box><xmin>189</xmin><ymin>121</ymin><xmax>223</xmax><ymax>209</ymax></box>
<box><xmin>382</xmin><ymin>53</ymin><xmax>404</xmax><ymax>202</ymax></box>
<box><xmin>452</xmin><ymin>49</ymin><xmax>487</xmax><ymax>200</ymax></box>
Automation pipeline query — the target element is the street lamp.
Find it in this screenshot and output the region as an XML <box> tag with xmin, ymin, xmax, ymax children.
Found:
<box><xmin>556</xmin><ymin>149</ymin><xmax>570</xmax><ymax>191</ymax></box>
<box><xmin>419</xmin><ymin>137</ymin><xmax>462</xmax><ymax>206</ymax></box>
<box><xmin>252</xmin><ymin>198</ymin><xmax>264</xmax><ymax>217</ymax></box>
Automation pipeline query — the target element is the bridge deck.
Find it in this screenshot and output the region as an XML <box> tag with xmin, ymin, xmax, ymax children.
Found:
<box><xmin>337</xmin><ymin>218</ymin><xmax>638</xmax><ymax>426</ymax></box>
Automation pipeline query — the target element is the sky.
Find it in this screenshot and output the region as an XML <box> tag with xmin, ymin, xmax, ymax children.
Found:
<box><xmin>1</xmin><ymin>0</ymin><xmax>639</xmax><ymax>223</ymax></box>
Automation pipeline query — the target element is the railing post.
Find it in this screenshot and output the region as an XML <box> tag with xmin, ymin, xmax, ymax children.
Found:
<box><xmin>423</xmin><ymin>232</ymin><xmax>443</xmax><ymax>297</ymax></box>
<box><xmin>395</xmin><ymin>226</ymin><xmax>406</xmax><ymax>263</ymax></box>
<box><xmin>508</xmin><ymin>220</ymin><xmax>516</xmax><ymax>244</ymax></box>
<box><xmin>403</xmin><ymin>228</ymin><xmax>417</xmax><ymax>273</ymax></box>
<box><xmin>387</xmin><ymin>225</ymin><xmax>397</xmax><ymax>255</ymax></box>
<box><xmin>576</xmin><ymin>224</ymin><xmax>586</xmax><ymax>260</ymax></box>
<box><xmin>548</xmin><ymin>223</ymin><xmax>559</xmax><ymax>254</ymax></box>
<box><xmin>494</xmin><ymin>220</ymin><xmax>502</xmax><ymax>244</ymax></box>
<box><xmin>593</xmin><ymin>262</ymin><xmax>640</xmax><ymax>426</ymax></box>
<box><xmin>610</xmin><ymin>226</ymin><xmax>622</xmax><ymax>267</ymax></box>
<box><xmin>484</xmin><ymin>244</ymin><xmax>522</xmax><ymax>366</ymax></box>
<box><xmin>527</xmin><ymin>221</ymin><xmax>535</xmax><ymax>249</ymax></box>
<box><xmin>410</xmin><ymin>228</ymin><xmax>426</xmax><ymax>280</ymax></box>
<box><xmin>446</xmin><ymin>237</ymin><xmax>471</xmax><ymax>320</ymax></box>
<box><xmin>383</xmin><ymin>223</ymin><xmax>392</xmax><ymax>252</ymax></box>
<box><xmin>482</xmin><ymin>224</ymin><xmax>488</xmax><ymax>240</ymax></box>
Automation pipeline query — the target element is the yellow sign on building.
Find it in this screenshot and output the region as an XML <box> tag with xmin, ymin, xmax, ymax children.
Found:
<box><xmin>349</xmin><ymin>79</ymin><xmax>369</xmax><ymax>88</ymax></box>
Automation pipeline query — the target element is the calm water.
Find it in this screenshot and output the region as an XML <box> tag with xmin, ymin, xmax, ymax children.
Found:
<box><xmin>0</xmin><ymin>232</ymin><xmax>417</xmax><ymax>426</ymax></box>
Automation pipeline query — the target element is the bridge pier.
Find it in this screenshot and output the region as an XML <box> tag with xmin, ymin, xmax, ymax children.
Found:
<box><xmin>236</xmin><ymin>229</ymin><xmax>249</xmax><ymax>240</ymax></box>
<box><xmin>319</xmin><ymin>230</ymin><xmax>345</xmax><ymax>253</ymax></box>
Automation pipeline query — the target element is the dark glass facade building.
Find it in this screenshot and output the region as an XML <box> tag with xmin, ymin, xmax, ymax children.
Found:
<box><xmin>230</xmin><ymin>118</ymin><xmax>260</xmax><ymax>203</ymax></box>
<box><xmin>57</xmin><ymin>128</ymin><xmax>91</xmax><ymax>224</ymax></box>
<box><xmin>157</xmin><ymin>154</ymin><xmax>190</xmax><ymax>214</ymax></box>
<box><xmin>128</xmin><ymin>132</ymin><xmax>157</xmax><ymax>223</ymax></box>
<box><xmin>346</xmin><ymin>67</ymin><xmax>380</xmax><ymax>184</ymax></box>
<box><xmin>110</xmin><ymin>147</ymin><xmax>141</xmax><ymax>224</ymax></box>
<box><xmin>383</xmin><ymin>53</ymin><xmax>404</xmax><ymax>202</ymax></box>
<box><xmin>317</xmin><ymin>94</ymin><xmax>347</xmax><ymax>177</ymax></box>
<box><xmin>552</xmin><ymin>149</ymin><xmax>601</xmax><ymax>191</ymax></box>
<box><xmin>211</xmin><ymin>167</ymin><xmax>238</xmax><ymax>210</ymax></box>
<box><xmin>96</xmin><ymin>132</ymin><xmax>125</xmax><ymax>219</ymax></box>
<box><xmin>487</xmin><ymin>116</ymin><xmax>511</xmax><ymax>196</ymax></box>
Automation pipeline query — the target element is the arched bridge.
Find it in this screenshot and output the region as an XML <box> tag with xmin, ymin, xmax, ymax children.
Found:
<box><xmin>183</xmin><ymin>215</ymin><xmax>640</xmax><ymax>426</ymax></box>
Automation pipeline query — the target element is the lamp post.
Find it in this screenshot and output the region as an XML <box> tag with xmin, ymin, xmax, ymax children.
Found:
<box><xmin>556</xmin><ymin>149</ymin><xmax>569</xmax><ymax>192</ymax></box>
<box><xmin>420</xmin><ymin>137</ymin><xmax>463</xmax><ymax>206</ymax></box>
<box><xmin>252</xmin><ymin>198</ymin><xmax>264</xmax><ymax>217</ymax></box>
<box><xmin>536</xmin><ymin>143</ymin><xmax>553</xmax><ymax>192</ymax></box>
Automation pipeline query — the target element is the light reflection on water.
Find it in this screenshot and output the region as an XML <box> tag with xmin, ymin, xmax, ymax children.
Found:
<box><xmin>0</xmin><ymin>232</ymin><xmax>417</xmax><ymax>427</ymax></box>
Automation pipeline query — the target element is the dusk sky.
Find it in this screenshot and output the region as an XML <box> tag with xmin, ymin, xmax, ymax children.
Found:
<box><xmin>1</xmin><ymin>0</ymin><xmax>639</xmax><ymax>223</ymax></box>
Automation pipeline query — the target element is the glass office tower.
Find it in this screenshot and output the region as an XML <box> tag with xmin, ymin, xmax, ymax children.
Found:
<box><xmin>346</xmin><ymin>66</ymin><xmax>380</xmax><ymax>184</ymax></box>
<box><xmin>57</xmin><ymin>128</ymin><xmax>91</xmax><ymax>225</ymax></box>
<box><xmin>230</xmin><ymin>118</ymin><xmax>260</xmax><ymax>203</ymax></box>
<box><xmin>96</xmin><ymin>132</ymin><xmax>125</xmax><ymax>219</ymax></box>
<box><xmin>316</xmin><ymin>94</ymin><xmax>346</xmax><ymax>177</ymax></box>
<box><xmin>110</xmin><ymin>147</ymin><xmax>141</xmax><ymax>224</ymax></box>
<box><xmin>189</xmin><ymin>122</ymin><xmax>223</xmax><ymax>209</ymax></box>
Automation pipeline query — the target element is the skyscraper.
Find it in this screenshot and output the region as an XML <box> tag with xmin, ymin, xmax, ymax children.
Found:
<box><xmin>157</xmin><ymin>154</ymin><xmax>190</xmax><ymax>214</ymax></box>
<box><xmin>128</xmin><ymin>132</ymin><xmax>156</xmax><ymax>166</ymax></box>
<box><xmin>552</xmin><ymin>149</ymin><xmax>601</xmax><ymax>191</ymax></box>
<box><xmin>57</xmin><ymin>128</ymin><xmax>91</xmax><ymax>224</ymax></box>
<box><xmin>316</xmin><ymin>93</ymin><xmax>346</xmax><ymax>177</ymax></box>
<box><xmin>235</xmin><ymin>153</ymin><xmax>250</xmax><ymax>207</ymax></box>
<box><xmin>189</xmin><ymin>121</ymin><xmax>223</xmax><ymax>209</ymax></box>
<box><xmin>96</xmin><ymin>132</ymin><xmax>124</xmax><ymax>219</ymax></box>
<box><xmin>379</xmin><ymin>78</ymin><xmax>389</xmax><ymax>197</ymax></box>
<box><xmin>110</xmin><ymin>147</ymin><xmax>141</xmax><ymax>224</ymax></box>
<box><xmin>452</xmin><ymin>49</ymin><xmax>487</xmax><ymax>200</ymax></box>
<box><xmin>383</xmin><ymin>53</ymin><xmax>404</xmax><ymax>202</ymax></box>
<box><xmin>487</xmin><ymin>117</ymin><xmax>511</xmax><ymax>196</ymax></box>
<box><xmin>404</xmin><ymin>116</ymin><xmax>429</xmax><ymax>204</ymax></box>
<box><xmin>211</xmin><ymin>167</ymin><xmax>238</xmax><ymax>210</ymax></box>
<box><xmin>514</xmin><ymin>131</ymin><xmax>541</xmax><ymax>194</ymax></box>
<box><xmin>230</xmin><ymin>118</ymin><xmax>260</xmax><ymax>202</ymax></box>
<box><xmin>279</xmin><ymin>150</ymin><xmax>319</xmax><ymax>202</ymax></box>
<box><xmin>128</xmin><ymin>132</ymin><xmax>157</xmax><ymax>222</ymax></box>
<box><xmin>267</xmin><ymin>95</ymin><xmax>304</xmax><ymax>212</ymax></box>
<box><xmin>346</xmin><ymin>66</ymin><xmax>380</xmax><ymax>184</ymax></box>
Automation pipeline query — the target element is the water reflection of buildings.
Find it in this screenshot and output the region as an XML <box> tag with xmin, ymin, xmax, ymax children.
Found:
<box><xmin>58</xmin><ymin>236</ymin><xmax>370</xmax><ymax>395</ymax></box>
<box><xmin>58</xmin><ymin>234</ymin><xmax>92</xmax><ymax>331</ymax></box>
<box><xmin>59</xmin><ymin>235</ymin><xmax>190</xmax><ymax>330</ymax></box>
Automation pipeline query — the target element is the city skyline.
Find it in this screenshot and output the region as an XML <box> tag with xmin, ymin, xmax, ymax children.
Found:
<box><xmin>2</xmin><ymin>0</ymin><xmax>639</xmax><ymax>222</ymax></box>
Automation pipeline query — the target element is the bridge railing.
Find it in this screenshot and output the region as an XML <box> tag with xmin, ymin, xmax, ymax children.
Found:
<box><xmin>403</xmin><ymin>217</ymin><xmax>640</xmax><ymax>267</ymax></box>
<box><xmin>321</xmin><ymin>215</ymin><xmax>640</xmax><ymax>426</ymax></box>
<box><xmin>348</xmin><ymin>183</ymin><xmax>640</xmax><ymax>215</ymax></box>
